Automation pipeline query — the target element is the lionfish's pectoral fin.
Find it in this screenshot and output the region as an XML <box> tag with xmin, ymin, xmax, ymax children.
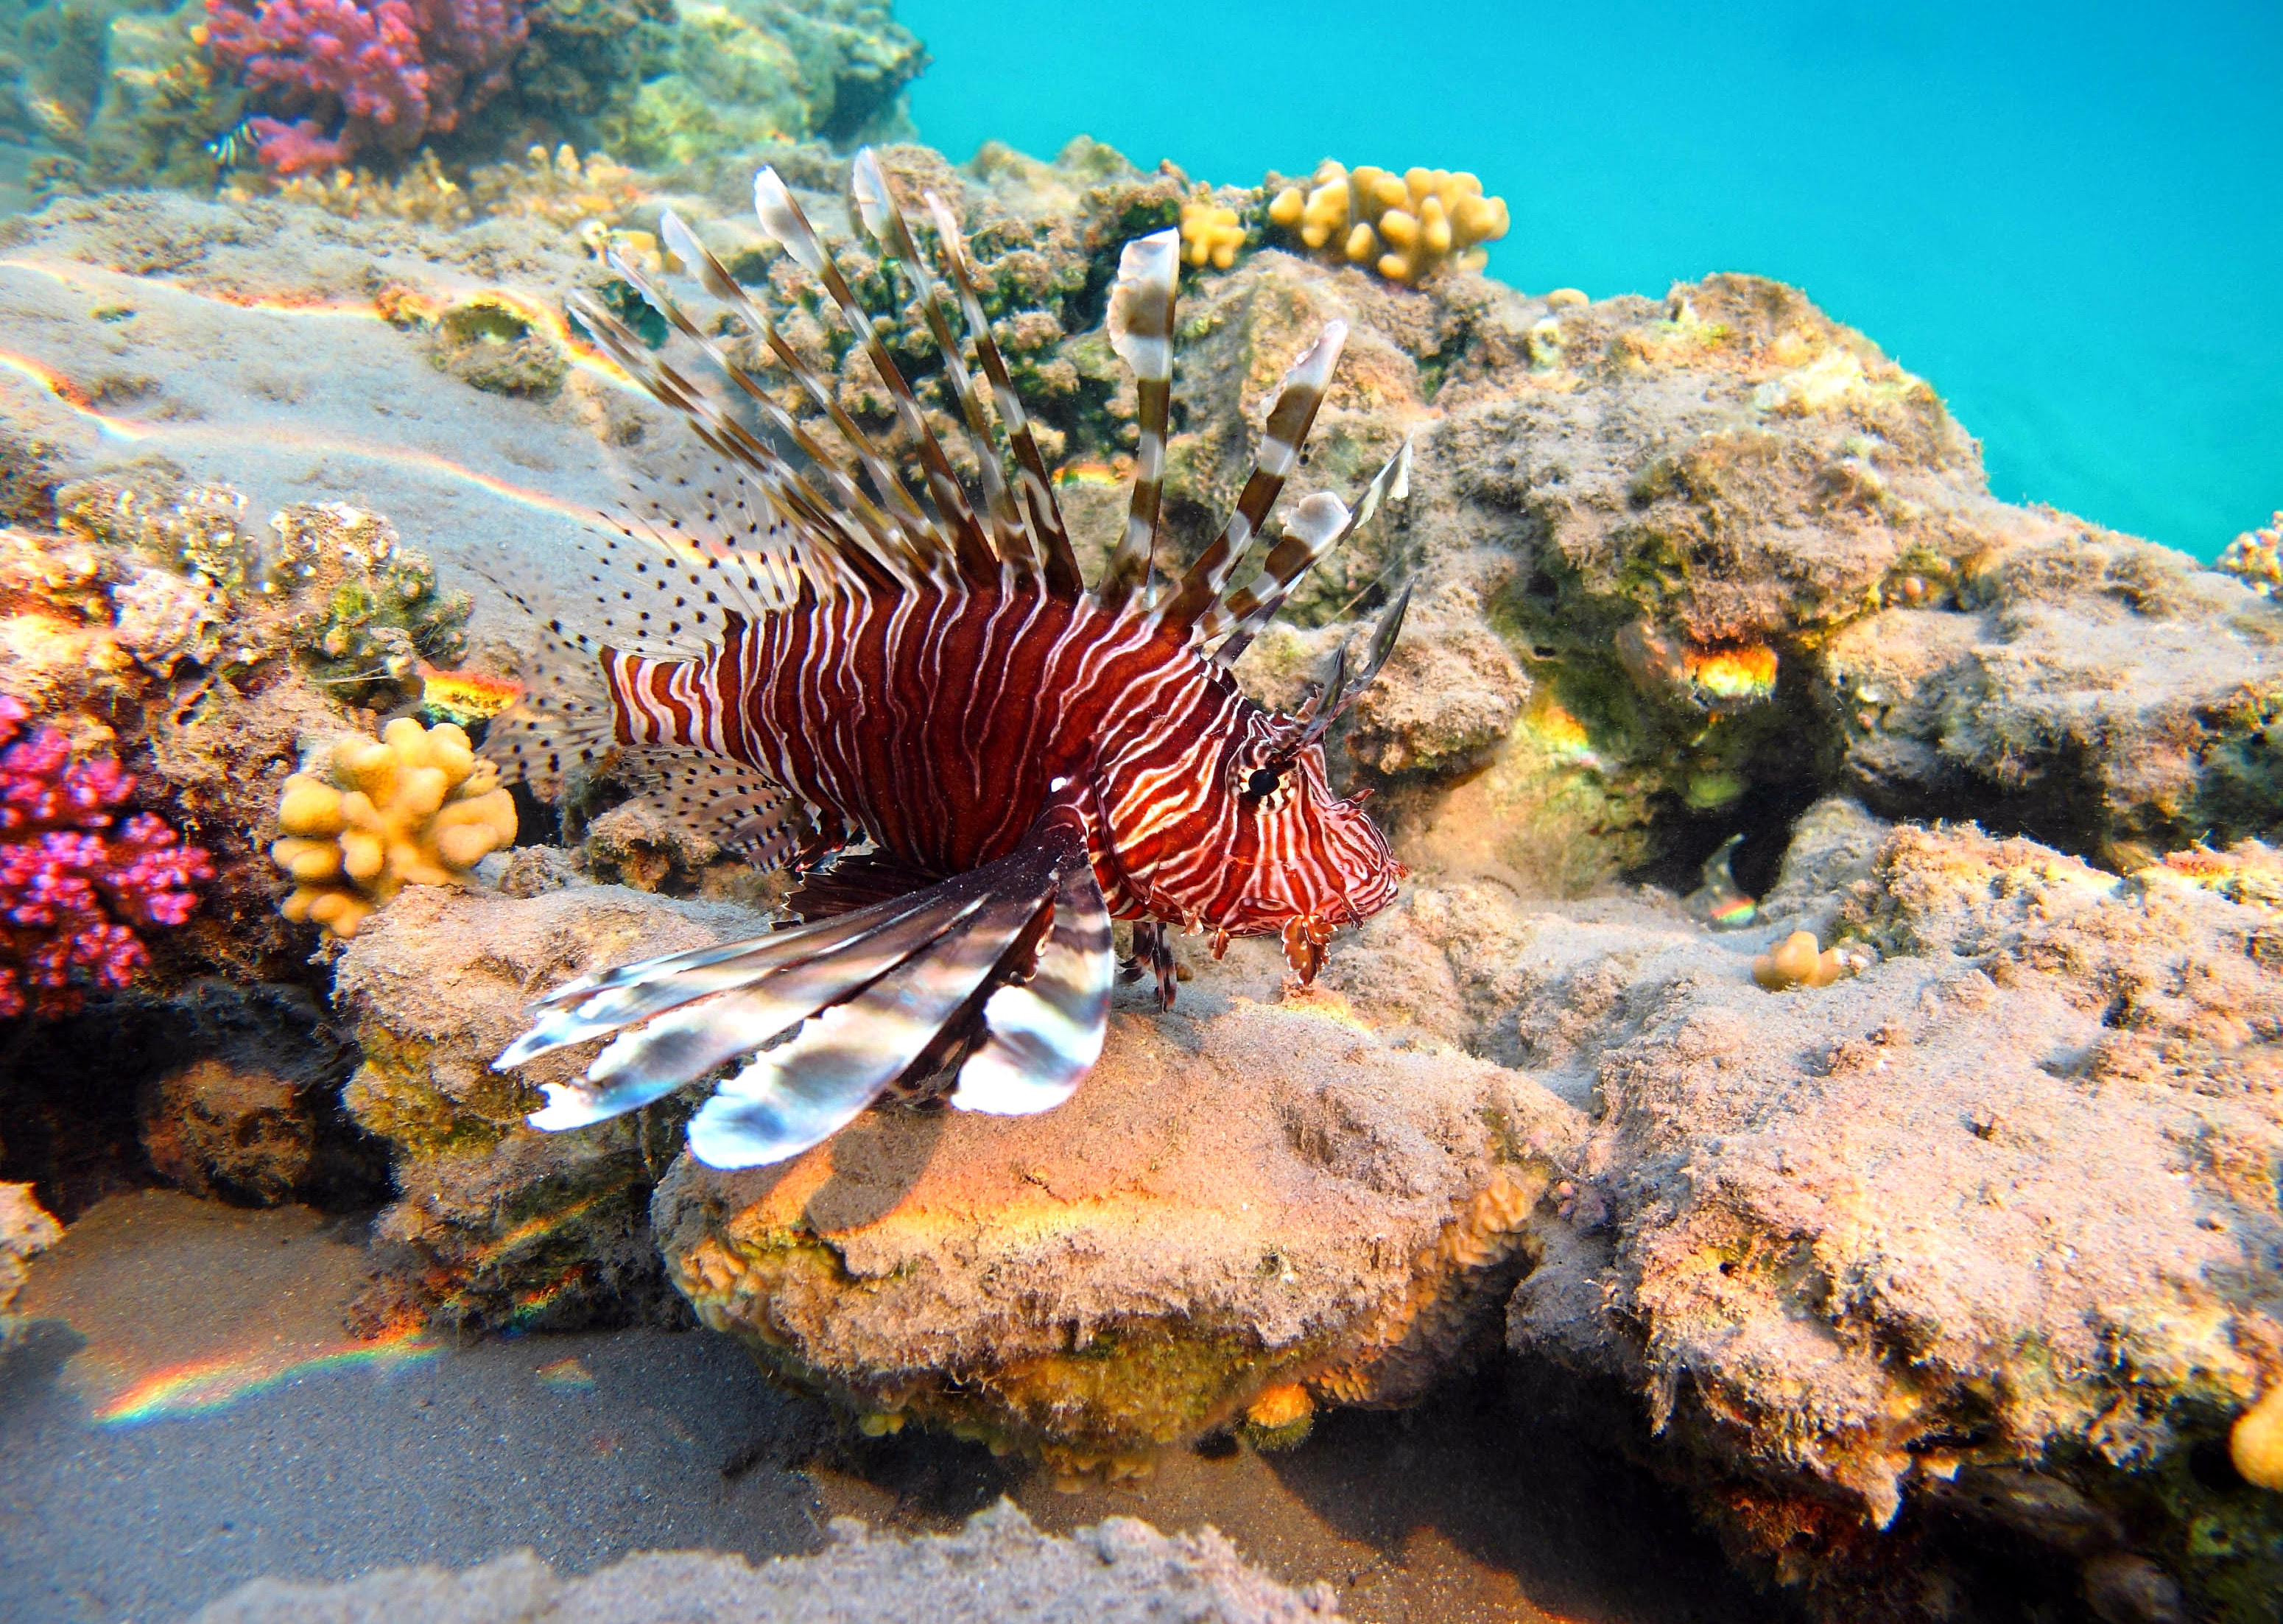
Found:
<box><xmin>948</xmin><ymin>855</ymin><xmax>1113</xmax><ymax>1115</ymax></box>
<box><xmin>506</xmin><ymin>823</ymin><xmax>1102</xmax><ymax>1169</ymax></box>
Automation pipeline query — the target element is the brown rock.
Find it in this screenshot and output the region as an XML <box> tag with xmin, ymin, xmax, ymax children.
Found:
<box><xmin>332</xmin><ymin>878</ymin><xmax>759</xmax><ymax>1330</ymax></box>
<box><xmin>652</xmin><ymin>953</ymin><xmax>1582</xmax><ymax>1474</ymax></box>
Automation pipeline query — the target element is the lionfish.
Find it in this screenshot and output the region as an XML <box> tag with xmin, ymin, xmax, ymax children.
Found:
<box><xmin>482</xmin><ymin>151</ymin><xmax>1413</xmax><ymax>1170</ymax></box>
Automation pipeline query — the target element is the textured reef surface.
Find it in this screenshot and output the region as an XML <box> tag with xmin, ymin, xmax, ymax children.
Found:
<box><xmin>0</xmin><ymin>86</ymin><xmax>2279</xmax><ymax>1624</ymax></box>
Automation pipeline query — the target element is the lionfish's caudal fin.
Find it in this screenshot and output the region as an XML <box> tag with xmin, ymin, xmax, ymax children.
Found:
<box><xmin>501</xmin><ymin>821</ymin><xmax>1111</xmax><ymax>1168</ymax></box>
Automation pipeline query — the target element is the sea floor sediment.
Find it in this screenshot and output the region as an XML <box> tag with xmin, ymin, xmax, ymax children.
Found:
<box><xmin>0</xmin><ymin>1190</ymin><xmax>1771</xmax><ymax>1624</ymax></box>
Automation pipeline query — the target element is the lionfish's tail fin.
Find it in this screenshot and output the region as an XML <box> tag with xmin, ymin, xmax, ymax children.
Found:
<box><xmin>1094</xmin><ymin>229</ymin><xmax>1181</xmax><ymax>614</ymax></box>
<box><xmin>918</xmin><ymin>188</ymin><xmax>1086</xmax><ymax>597</ymax></box>
<box><xmin>1157</xmin><ymin>322</ymin><xmax>1347</xmax><ymax>638</ymax></box>
<box><xmin>753</xmin><ymin>168</ymin><xmax>999</xmax><ymax>581</ymax></box>
<box><xmin>502</xmin><ymin>823</ymin><xmax>1110</xmax><ymax>1169</ymax></box>
<box><xmin>1207</xmin><ymin>435</ymin><xmax>1413</xmax><ymax>667</ymax></box>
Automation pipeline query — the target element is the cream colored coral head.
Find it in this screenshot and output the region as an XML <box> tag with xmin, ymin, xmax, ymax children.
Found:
<box><xmin>271</xmin><ymin>716</ymin><xmax>519</xmax><ymax>940</ymax></box>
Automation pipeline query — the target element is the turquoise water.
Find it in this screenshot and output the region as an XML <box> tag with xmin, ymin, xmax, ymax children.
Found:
<box><xmin>904</xmin><ymin>0</ymin><xmax>2282</xmax><ymax>560</ymax></box>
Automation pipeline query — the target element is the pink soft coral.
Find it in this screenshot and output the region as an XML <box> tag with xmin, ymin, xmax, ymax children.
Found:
<box><xmin>204</xmin><ymin>0</ymin><xmax>529</xmax><ymax>174</ymax></box>
<box><xmin>0</xmin><ymin>696</ymin><xmax>213</xmax><ymax>1020</ymax></box>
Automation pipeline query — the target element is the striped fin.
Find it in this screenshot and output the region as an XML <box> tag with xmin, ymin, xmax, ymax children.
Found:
<box><xmin>648</xmin><ymin>211</ymin><xmax>943</xmax><ymax>580</ymax></box>
<box><xmin>921</xmin><ymin>190</ymin><xmax>1086</xmax><ymax>598</ymax></box>
<box><xmin>1209</xmin><ymin>435</ymin><xmax>1413</xmax><ymax>667</ymax></box>
<box><xmin>784</xmin><ymin>847</ymin><xmax>940</xmax><ymax>919</ymax></box>
<box><xmin>1120</xmin><ymin>919</ymin><xmax>1178</xmax><ymax>1010</ymax></box>
<box><xmin>1295</xmin><ymin>579</ymin><xmax>1415</xmax><ymax>749</ymax></box>
<box><xmin>1093</xmin><ymin>229</ymin><xmax>1181</xmax><ymax>613</ymax></box>
<box><xmin>476</xmin><ymin>610</ymin><xmax>616</xmax><ymax>793</ymax></box>
<box><xmin>949</xmin><ymin>857</ymin><xmax>1113</xmax><ymax>1115</ymax></box>
<box><xmin>622</xmin><ymin>748</ymin><xmax>801</xmax><ymax>865</ymax></box>
<box><xmin>512</xmin><ymin>827</ymin><xmax>1083</xmax><ymax>1167</ymax></box>
<box><xmin>850</xmin><ymin>152</ymin><xmax>1039</xmax><ymax>580</ymax></box>
<box><xmin>1155</xmin><ymin>321</ymin><xmax>1348</xmax><ymax>638</ymax></box>
<box><xmin>569</xmin><ymin>291</ymin><xmax>910</xmax><ymax>597</ymax></box>
<box><xmin>685</xmin><ymin>846</ymin><xmax>1063</xmax><ymax>1167</ymax></box>
<box><xmin>753</xmin><ymin>166</ymin><xmax>999</xmax><ymax>582</ymax></box>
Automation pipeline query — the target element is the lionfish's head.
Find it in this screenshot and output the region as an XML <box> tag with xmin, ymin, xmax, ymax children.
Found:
<box><xmin>1208</xmin><ymin>704</ymin><xmax>1406</xmax><ymax>979</ymax></box>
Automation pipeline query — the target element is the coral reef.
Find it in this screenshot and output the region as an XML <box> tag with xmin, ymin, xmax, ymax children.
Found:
<box><xmin>138</xmin><ymin>1055</ymin><xmax>324</xmax><ymax>1203</ymax></box>
<box><xmin>2218</xmin><ymin>510</ymin><xmax>2282</xmax><ymax>597</ymax></box>
<box><xmin>1267</xmin><ymin>161</ymin><xmax>1509</xmax><ymax>286</ymax></box>
<box><xmin>0</xmin><ymin>1183</ymin><xmax>63</xmax><ymax>1340</ymax></box>
<box><xmin>202</xmin><ymin>0</ymin><xmax>531</xmax><ymax>173</ymax></box>
<box><xmin>0</xmin><ymin>695</ymin><xmax>212</xmax><ymax>1018</ymax></box>
<box><xmin>272</xmin><ymin>717</ymin><xmax>518</xmax><ymax>940</ymax></box>
<box><xmin>1467</xmin><ymin>811</ymin><xmax>2283</xmax><ymax>1620</ymax></box>
<box><xmin>193</xmin><ymin>1500</ymin><xmax>1340</xmax><ymax>1623</ymax></box>
<box><xmin>652</xmin><ymin>955</ymin><xmax>1580</xmax><ymax>1477</ymax></box>
<box><xmin>331</xmin><ymin>879</ymin><xmax>758</xmax><ymax>1329</ymax></box>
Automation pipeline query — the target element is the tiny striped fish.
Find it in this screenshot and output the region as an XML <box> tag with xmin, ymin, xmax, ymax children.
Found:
<box><xmin>484</xmin><ymin>151</ymin><xmax>1413</xmax><ymax>1169</ymax></box>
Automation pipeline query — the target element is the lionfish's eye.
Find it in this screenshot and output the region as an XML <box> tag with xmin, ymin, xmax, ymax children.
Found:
<box><xmin>1242</xmin><ymin>762</ymin><xmax>1287</xmax><ymax>801</ymax></box>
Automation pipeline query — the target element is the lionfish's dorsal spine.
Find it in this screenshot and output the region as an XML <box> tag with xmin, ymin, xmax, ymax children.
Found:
<box><xmin>754</xmin><ymin>169</ymin><xmax>999</xmax><ymax>583</ymax></box>
<box><xmin>851</xmin><ymin>152</ymin><xmax>1042</xmax><ymax>586</ymax></box>
<box><xmin>1154</xmin><ymin>320</ymin><xmax>1347</xmax><ymax>638</ymax></box>
<box><xmin>1095</xmin><ymin>230</ymin><xmax>1181</xmax><ymax>614</ymax></box>
<box><xmin>919</xmin><ymin>189</ymin><xmax>1086</xmax><ymax>597</ymax></box>
<box><xmin>1207</xmin><ymin>436</ymin><xmax>1413</xmax><ymax>666</ymax></box>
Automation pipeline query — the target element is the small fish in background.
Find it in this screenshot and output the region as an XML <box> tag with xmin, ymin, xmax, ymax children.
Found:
<box><xmin>481</xmin><ymin>150</ymin><xmax>1414</xmax><ymax>1170</ymax></box>
<box><xmin>416</xmin><ymin>665</ymin><xmax>524</xmax><ymax>729</ymax></box>
<box><xmin>205</xmin><ymin>117</ymin><xmax>258</xmax><ymax>172</ymax></box>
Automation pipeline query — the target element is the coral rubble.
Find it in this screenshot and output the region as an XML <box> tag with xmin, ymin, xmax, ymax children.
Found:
<box><xmin>0</xmin><ymin>1183</ymin><xmax>64</xmax><ymax>1340</ymax></box>
<box><xmin>193</xmin><ymin>1500</ymin><xmax>1341</xmax><ymax>1623</ymax></box>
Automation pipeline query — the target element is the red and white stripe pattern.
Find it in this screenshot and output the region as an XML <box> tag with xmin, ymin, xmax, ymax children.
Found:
<box><xmin>488</xmin><ymin>150</ymin><xmax>1411</xmax><ymax>1167</ymax></box>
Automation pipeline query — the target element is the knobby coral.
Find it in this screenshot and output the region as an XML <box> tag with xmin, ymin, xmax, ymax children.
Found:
<box><xmin>1178</xmin><ymin>197</ymin><xmax>1245</xmax><ymax>270</ymax></box>
<box><xmin>0</xmin><ymin>696</ymin><xmax>211</xmax><ymax>1019</ymax></box>
<box><xmin>2218</xmin><ymin>510</ymin><xmax>2283</xmax><ymax>598</ymax></box>
<box><xmin>1267</xmin><ymin>160</ymin><xmax>1509</xmax><ymax>286</ymax></box>
<box><xmin>202</xmin><ymin>0</ymin><xmax>530</xmax><ymax>173</ymax></box>
<box><xmin>271</xmin><ymin>717</ymin><xmax>518</xmax><ymax>939</ymax></box>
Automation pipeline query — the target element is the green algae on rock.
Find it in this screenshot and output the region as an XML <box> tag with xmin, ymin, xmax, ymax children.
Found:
<box><xmin>332</xmin><ymin>881</ymin><xmax>758</xmax><ymax>1331</ymax></box>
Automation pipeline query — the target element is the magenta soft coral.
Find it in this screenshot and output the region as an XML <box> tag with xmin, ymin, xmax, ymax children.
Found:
<box><xmin>204</xmin><ymin>0</ymin><xmax>528</xmax><ymax>174</ymax></box>
<box><xmin>0</xmin><ymin>696</ymin><xmax>212</xmax><ymax>1020</ymax></box>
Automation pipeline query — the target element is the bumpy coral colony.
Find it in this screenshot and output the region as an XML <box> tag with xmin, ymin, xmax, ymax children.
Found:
<box><xmin>0</xmin><ymin>696</ymin><xmax>211</xmax><ymax>1018</ymax></box>
<box><xmin>478</xmin><ymin>150</ymin><xmax>1415</xmax><ymax>1169</ymax></box>
<box><xmin>1267</xmin><ymin>160</ymin><xmax>1510</xmax><ymax>285</ymax></box>
<box><xmin>271</xmin><ymin>717</ymin><xmax>518</xmax><ymax>939</ymax></box>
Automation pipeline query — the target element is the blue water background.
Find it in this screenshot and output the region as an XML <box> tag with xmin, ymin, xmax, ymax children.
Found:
<box><xmin>901</xmin><ymin>0</ymin><xmax>2282</xmax><ymax>560</ymax></box>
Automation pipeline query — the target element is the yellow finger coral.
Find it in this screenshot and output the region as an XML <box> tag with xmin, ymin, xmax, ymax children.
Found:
<box><xmin>1178</xmin><ymin>197</ymin><xmax>1247</xmax><ymax>270</ymax></box>
<box><xmin>2218</xmin><ymin>511</ymin><xmax>2283</xmax><ymax>597</ymax></box>
<box><xmin>271</xmin><ymin>717</ymin><xmax>518</xmax><ymax>940</ymax></box>
<box><xmin>2231</xmin><ymin>1385</ymin><xmax>2283</xmax><ymax>1489</ymax></box>
<box><xmin>1752</xmin><ymin>929</ymin><xmax>1859</xmax><ymax>991</ymax></box>
<box><xmin>1267</xmin><ymin>160</ymin><xmax>1510</xmax><ymax>287</ymax></box>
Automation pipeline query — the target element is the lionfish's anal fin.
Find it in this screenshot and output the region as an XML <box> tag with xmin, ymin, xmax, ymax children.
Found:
<box><xmin>783</xmin><ymin>846</ymin><xmax>943</xmax><ymax>921</ymax></box>
<box><xmin>619</xmin><ymin>747</ymin><xmax>802</xmax><ymax>868</ymax></box>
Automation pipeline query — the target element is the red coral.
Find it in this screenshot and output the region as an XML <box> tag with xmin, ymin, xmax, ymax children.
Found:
<box><xmin>204</xmin><ymin>0</ymin><xmax>529</xmax><ymax>174</ymax></box>
<box><xmin>0</xmin><ymin>695</ymin><xmax>212</xmax><ymax>1020</ymax></box>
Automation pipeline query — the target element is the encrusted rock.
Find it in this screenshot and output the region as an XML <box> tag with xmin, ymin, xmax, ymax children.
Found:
<box><xmin>652</xmin><ymin>955</ymin><xmax>1582</xmax><ymax>1475</ymax></box>
<box><xmin>1487</xmin><ymin>820</ymin><xmax>2283</xmax><ymax>1620</ymax></box>
<box><xmin>139</xmin><ymin>1057</ymin><xmax>319</xmax><ymax>1206</ymax></box>
<box><xmin>332</xmin><ymin>878</ymin><xmax>758</xmax><ymax>1330</ymax></box>
<box><xmin>0</xmin><ymin>1183</ymin><xmax>63</xmax><ymax>1339</ymax></box>
<box><xmin>193</xmin><ymin>1500</ymin><xmax>1340</xmax><ymax>1623</ymax></box>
